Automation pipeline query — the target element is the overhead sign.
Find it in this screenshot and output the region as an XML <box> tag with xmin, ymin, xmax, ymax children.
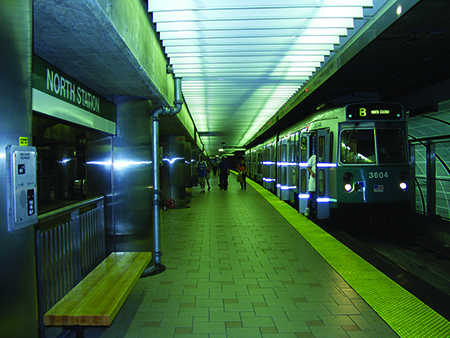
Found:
<box><xmin>33</xmin><ymin>56</ymin><xmax>116</xmax><ymax>123</ymax></box>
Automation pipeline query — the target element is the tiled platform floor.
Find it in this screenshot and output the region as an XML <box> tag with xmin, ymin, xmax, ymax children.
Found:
<box><xmin>51</xmin><ymin>175</ymin><xmax>399</xmax><ymax>338</ymax></box>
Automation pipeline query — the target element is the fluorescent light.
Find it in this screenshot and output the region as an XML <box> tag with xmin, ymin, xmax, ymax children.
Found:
<box><xmin>159</xmin><ymin>28</ymin><xmax>348</xmax><ymax>40</ymax></box>
<box><xmin>153</xmin><ymin>8</ymin><xmax>363</xmax><ymax>23</ymax></box>
<box><xmin>149</xmin><ymin>0</ymin><xmax>373</xmax><ymax>12</ymax></box>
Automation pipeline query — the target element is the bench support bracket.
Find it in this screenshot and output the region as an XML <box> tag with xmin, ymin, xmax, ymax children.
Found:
<box><xmin>63</xmin><ymin>326</ymin><xmax>86</xmax><ymax>338</ymax></box>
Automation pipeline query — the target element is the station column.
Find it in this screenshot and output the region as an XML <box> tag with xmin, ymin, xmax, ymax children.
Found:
<box><xmin>0</xmin><ymin>0</ymin><xmax>39</xmax><ymax>337</ymax></box>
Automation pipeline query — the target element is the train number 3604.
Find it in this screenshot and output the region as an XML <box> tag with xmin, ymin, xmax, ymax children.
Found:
<box><xmin>368</xmin><ymin>171</ymin><xmax>388</xmax><ymax>179</ymax></box>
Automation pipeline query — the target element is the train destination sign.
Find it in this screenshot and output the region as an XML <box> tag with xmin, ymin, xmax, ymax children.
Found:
<box><xmin>346</xmin><ymin>103</ymin><xmax>403</xmax><ymax>121</ymax></box>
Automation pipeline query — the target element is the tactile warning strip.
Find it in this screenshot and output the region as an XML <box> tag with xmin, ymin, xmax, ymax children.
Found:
<box><xmin>246</xmin><ymin>177</ymin><xmax>450</xmax><ymax>338</ymax></box>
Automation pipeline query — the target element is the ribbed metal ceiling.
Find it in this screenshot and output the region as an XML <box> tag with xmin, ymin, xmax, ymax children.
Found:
<box><xmin>148</xmin><ymin>0</ymin><xmax>388</xmax><ymax>155</ymax></box>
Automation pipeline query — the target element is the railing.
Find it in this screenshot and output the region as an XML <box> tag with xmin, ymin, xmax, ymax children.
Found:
<box><xmin>35</xmin><ymin>196</ymin><xmax>105</xmax><ymax>336</ymax></box>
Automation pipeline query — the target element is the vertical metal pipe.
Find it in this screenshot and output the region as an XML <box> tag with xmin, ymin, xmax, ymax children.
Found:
<box><xmin>153</xmin><ymin>115</ymin><xmax>162</xmax><ymax>265</ymax></box>
<box><xmin>148</xmin><ymin>76</ymin><xmax>182</xmax><ymax>274</ymax></box>
<box><xmin>174</xmin><ymin>77</ymin><xmax>182</xmax><ymax>106</ymax></box>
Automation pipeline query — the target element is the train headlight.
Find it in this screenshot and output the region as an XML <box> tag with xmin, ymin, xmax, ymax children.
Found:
<box><xmin>343</xmin><ymin>172</ymin><xmax>353</xmax><ymax>192</ymax></box>
<box><xmin>399</xmin><ymin>171</ymin><xmax>408</xmax><ymax>190</ymax></box>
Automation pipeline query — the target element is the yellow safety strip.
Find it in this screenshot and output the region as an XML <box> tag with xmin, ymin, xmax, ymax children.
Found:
<box><xmin>246</xmin><ymin>176</ymin><xmax>450</xmax><ymax>338</ymax></box>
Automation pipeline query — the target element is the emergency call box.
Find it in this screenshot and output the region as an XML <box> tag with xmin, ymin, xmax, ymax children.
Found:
<box><xmin>7</xmin><ymin>145</ymin><xmax>38</xmax><ymax>231</ymax></box>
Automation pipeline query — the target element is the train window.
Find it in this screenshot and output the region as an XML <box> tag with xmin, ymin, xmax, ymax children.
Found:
<box><xmin>318</xmin><ymin>170</ymin><xmax>325</xmax><ymax>197</ymax></box>
<box><xmin>289</xmin><ymin>139</ymin><xmax>294</xmax><ymax>162</ymax></box>
<box><xmin>282</xmin><ymin>167</ymin><xmax>287</xmax><ymax>184</ymax></box>
<box><xmin>300</xmin><ymin>169</ymin><xmax>307</xmax><ymax>193</ymax></box>
<box><xmin>340</xmin><ymin>129</ymin><xmax>375</xmax><ymax>164</ymax></box>
<box><xmin>282</xmin><ymin>144</ymin><xmax>287</xmax><ymax>161</ymax></box>
<box><xmin>329</xmin><ymin>132</ymin><xmax>334</xmax><ymax>163</ymax></box>
<box><xmin>292</xmin><ymin>134</ymin><xmax>298</xmax><ymax>163</ymax></box>
<box><xmin>318</xmin><ymin>136</ymin><xmax>325</xmax><ymax>162</ymax></box>
<box><xmin>377</xmin><ymin>129</ymin><xmax>406</xmax><ymax>164</ymax></box>
<box><xmin>300</xmin><ymin>137</ymin><xmax>307</xmax><ymax>162</ymax></box>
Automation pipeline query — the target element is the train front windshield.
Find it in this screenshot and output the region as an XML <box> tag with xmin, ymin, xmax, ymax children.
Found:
<box><xmin>340</xmin><ymin>128</ymin><xmax>406</xmax><ymax>164</ymax></box>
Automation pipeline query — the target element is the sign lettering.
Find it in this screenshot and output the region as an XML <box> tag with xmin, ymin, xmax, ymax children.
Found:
<box><xmin>46</xmin><ymin>69</ymin><xmax>100</xmax><ymax>113</ymax></box>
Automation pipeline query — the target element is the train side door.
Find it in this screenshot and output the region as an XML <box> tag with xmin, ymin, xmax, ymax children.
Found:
<box><xmin>299</xmin><ymin>133</ymin><xmax>313</xmax><ymax>214</ymax></box>
<box><xmin>316</xmin><ymin>129</ymin><xmax>330</xmax><ymax>219</ymax></box>
<box><xmin>290</xmin><ymin>133</ymin><xmax>300</xmax><ymax>206</ymax></box>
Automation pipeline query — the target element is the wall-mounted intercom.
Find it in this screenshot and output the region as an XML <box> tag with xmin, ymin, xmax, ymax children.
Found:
<box><xmin>6</xmin><ymin>145</ymin><xmax>38</xmax><ymax>231</ymax></box>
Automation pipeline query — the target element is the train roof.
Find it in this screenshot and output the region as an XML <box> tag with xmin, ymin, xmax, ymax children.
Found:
<box><xmin>254</xmin><ymin>102</ymin><xmax>405</xmax><ymax>148</ymax></box>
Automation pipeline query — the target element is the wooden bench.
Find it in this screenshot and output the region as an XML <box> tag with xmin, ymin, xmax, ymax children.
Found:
<box><xmin>44</xmin><ymin>252</ymin><xmax>152</xmax><ymax>338</ymax></box>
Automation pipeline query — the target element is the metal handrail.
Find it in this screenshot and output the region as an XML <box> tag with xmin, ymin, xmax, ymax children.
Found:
<box><xmin>37</xmin><ymin>196</ymin><xmax>104</xmax><ymax>227</ymax></box>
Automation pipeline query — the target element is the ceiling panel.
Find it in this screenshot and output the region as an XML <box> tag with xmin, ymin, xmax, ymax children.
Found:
<box><xmin>148</xmin><ymin>0</ymin><xmax>384</xmax><ymax>155</ymax></box>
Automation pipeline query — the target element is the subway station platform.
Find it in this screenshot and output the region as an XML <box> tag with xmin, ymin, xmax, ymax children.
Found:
<box><xmin>55</xmin><ymin>174</ymin><xmax>450</xmax><ymax>338</ymax></box>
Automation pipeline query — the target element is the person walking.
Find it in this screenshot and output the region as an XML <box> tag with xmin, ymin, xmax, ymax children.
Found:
<box><xmin>212</xmin><ymin>159</ymin><xmax>218</xmax><ymax>176</ymax></box>
<box><xmin>237</xmin><ymin>160</ymin><xmax>247</xmax><ymax>189</ymax></box>
<box><xmin>205</xmin><ymin>158</ymin><xmax>211</xmax><ymax>191</ymax></box>
<box><xmin>217</xmin><ymin>156</ymin><xmax>230</xmax><ymax>190</ymax></box>
<box><xmin>197</xmin><ymin>156</ymin><xmax>207</xmax><ymax>193</ymax></box>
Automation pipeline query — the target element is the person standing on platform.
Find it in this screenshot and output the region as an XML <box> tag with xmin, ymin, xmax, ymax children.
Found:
<box><xmin>237</xmin><ymin>160</ymin><xmax>247</xmax><ymax>189</ymax></box>
<box><xmin>218</xmin><ymin>156</ymin><xmax>230</xmax><ymax>190</ymax></box>
<box><xmin>212</xmin><ymin>159</ymin><xmax>218</xmax><ymax>176</ymax></box>
<box><xmin>305</xmin><ymin>153</ymin><xmax>316</xmax><ymax>216</ymax></box>
<box><xmin>197</xmin><ymin>156</ymin><xmax>207</xmax><ymax>193</ymax></box>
